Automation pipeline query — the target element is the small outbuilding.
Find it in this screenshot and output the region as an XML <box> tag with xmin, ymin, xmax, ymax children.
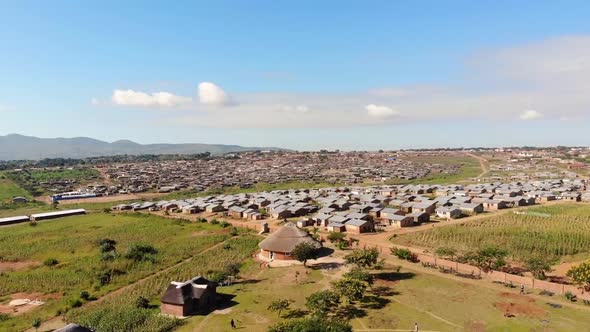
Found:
<box><xmin>160</xmin><ymin>276</ymin><xmax>217</xmax><ymax>317</ymax></box>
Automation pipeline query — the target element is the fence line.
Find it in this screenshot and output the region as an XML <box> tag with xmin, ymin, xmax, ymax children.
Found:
<box><xmin>358</xmin><ymin>239</ymin><xmax>590</xmax><ymax>300</ymax></box>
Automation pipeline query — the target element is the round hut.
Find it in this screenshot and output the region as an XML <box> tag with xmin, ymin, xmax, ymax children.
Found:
<box><xmin>258</xmin><ymin>222</ymin><xmax>321</xmax><ymax>260</ymax></box>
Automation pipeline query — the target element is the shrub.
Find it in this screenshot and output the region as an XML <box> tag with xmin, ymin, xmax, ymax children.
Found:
<box><xmin>344</xmin><ymin>248</ymin><xmax>380</xmax><ymax>268</ymax></box>
<box><xmin>43</xmin><ymin>258</ymin><xmax>59</xmax><ymax>267</ymax></box>
<box><xmin>390</xmin><ymin>248</ymin><xmax>417</xmax><ymax>262</ymax></box>
<box><xmin>219</xmin><ymin>221</ymin><xmax>230</xmax><ymax>228</ymax></box>
<box><xmin>0</xmin><ymin>313</ymin><xmax>10</xmax><ymax>321</ymax></box>
<box><xmin>565</xmin><ymin>291</ymin><xmax>577</xmax><ymax>302</ymax></box>
<box><xmin>327</xmin><ymin>232</ymin><xmax>346</xmax><ymax>243</ymax></box>
<box><xmin>70</xmin><ymin>298</ymin><xmax>83</xmax><ymax>308</ymax></box>
<box><xmin>125</xmin><ymin>244</ymin><xmax>158</xmax><ymax>262</ymax></box>
<box><xmin>229</xmin><ymin>227</ymin><xmax>239</xmax><ymax>236</ymax></box>
<box><xmin>80</xmin><ymin>291</ymin><xmax>90</xmax><ymax>301</ymax></box>
<box><xmin>210</xmin><ymin>219</ymin><xmax>220</xmax><ymax>225</ymax></box>
<box><xmin>134</xmin><ymin>296</ymin><xmax>150</xmax><ymax>309</ymax></box>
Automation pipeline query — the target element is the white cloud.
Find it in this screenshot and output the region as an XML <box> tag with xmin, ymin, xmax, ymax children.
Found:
<box><xmin>366</xmin><ymin>104</ymin><xmax>399</xmax><ymax>118</ymax></box>
<box><xmin>198</xmin><ymin>82</ymin><xmax>232</xmax><ymax>106</ymax></box>
<box><xmin>280</xmin><ymin>104</ymin><xmax>310</xmax><ymax>113</ymax></box>
<box><xmin>112</xmin><ymin>89</ymin><xmax>192</xmax><ymax>109</ymax></box>
<box><xmin>520</xmin><ymin>110</ymin><xmax>544</xmax><ymax>120</ymax></box>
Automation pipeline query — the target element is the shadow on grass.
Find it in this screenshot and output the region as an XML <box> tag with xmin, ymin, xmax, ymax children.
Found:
<box><xmin>216</xmin><ymin>293</ymin><xmax>239</xmax><ymax>311</ymax></box>
<box><xmin>310</xmin><ymin>262</ymin><xmax>344</xmax><ymax>270</ymax></box>
<box><xmin>335</xmin><ymin>304</ymin><xmax>367</xmax><ymax>320</ymax></box>
<box><xmin>370</xmin><ymin>285</ymin><xmax>400</xmax><ymax>297</ymax></box>
<box><xmin>233</xmin><ymin>278</ymin><xmax>264</xmax><ymax>285</ymax></box>
<box><xmin>360</xmin><ymin>294</ymin><xmax>391</xmax><ymax>310</ymax></box>
<box><xmin>373</xmin><ymin>271</ymin><xmax>416</xmax><ymax>282</ymax></box>
<box><xmin>283</xmin><ymin>308</ymin><xmax>309</xmax><ymax>319</ymax></box>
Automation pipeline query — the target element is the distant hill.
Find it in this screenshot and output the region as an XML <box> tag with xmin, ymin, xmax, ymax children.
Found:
<box><xmin>0</xmin><ymin>134</ymin><xmax>286</xmax><ymax>160</ymax></box>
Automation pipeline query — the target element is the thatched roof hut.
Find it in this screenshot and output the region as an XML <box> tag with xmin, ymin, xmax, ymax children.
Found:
<box><xmin>258</xmin><ymin>222</ymin><xmax>321</xmax><ymax>260</ymax></box>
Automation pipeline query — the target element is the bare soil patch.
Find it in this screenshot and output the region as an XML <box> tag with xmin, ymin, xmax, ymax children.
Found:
<box><xmin>494</xmin><ymin>294</ymin><xmax>546</xmax><ymax>318</ymax></box>
<box><xmin>0</xmin><ymin>261</ymin><xmax>38</xmax><ymax>273</ymax></box>
<box><xmin>466</xmin><ymin>321</ymin><xmax>486</xmax><ymax>332</ymax></box>
<box><xmin>0</xmin><ymin>292</ymin><xmax>60</xmax><ymax>316</ymax></box>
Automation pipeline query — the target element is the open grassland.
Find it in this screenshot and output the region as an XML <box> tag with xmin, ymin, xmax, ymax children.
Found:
<box><xmin>395</xmin><ymin>154</ymin><xmax>482</xmax><ymax>184</ymax></box>
<box><xmin>391</xmin><ymin>203</ymin><xmax>590</xmax><ymax>262</ymax></box>
<box><xmin>66</xmin><ymin>236</ymin><xmax>260</xmax><ymax>332</ymax></box>
<box><xmin>0</xmin><ymin>173</ymin><xmax>31</xmax><ymax>201</ymax></box>
<box><xmin>0</xmin><ymin>213</ymin><xmax>234</xmax><ymax>332</ymax></box>
<box><xmin>177</xmin><ymin>257</ymin><xmax>590</xmax><ymax>332</ymax></box>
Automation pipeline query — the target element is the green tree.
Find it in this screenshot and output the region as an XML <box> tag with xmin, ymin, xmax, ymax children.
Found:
<box><xmin>267</xmin><ymin>299</ymin><xmax>293</xmax><ymax>317</ymax></box>
<box><xmin>333</xmin><ymin>278</ymin><xmax>367</xmax><ymax>304</ymax></box>
<box><xmin>134</xmin><ymin>296</ymin><xmax>150</xmax><ymax>309</ymax></box>
<box><xmin>524</xmin><ymin>255</ymin><xmax>555</xmax><ymax>280</ymax></box>
<box><xmin>567</xmin><ymin>262</ymin><xmax>590</xmax><ymax>290</ymax></box>
<box><xmin>224</xmin><ymin>262</ymin><xmax>241</xmax><ymax>277</ymax></box>
<box><xmin>344</xmin><ymin>248</ymin><xmax>380</xmax><ymax>268</ymax></box>
<box><xmin>343</xmin><ymin>267</ymin><xmax>374</xmax><ymax>286</ymax></box>
<box><xmin>98</xmin><ymin>238</ymin><xmax>117</xmax><ymax>254</ymax></box>
<box><xmin>291</xmin><ymin>242</ymin><xmax>319</xmax><ymax>267</ymax></box>
<box><xmin>268</xmin><ymin>317</ymin><xmax>352</xmax><ymax>332</ymax></box>
<box><xmin>305</xmin><ymin>290</ymin><xmax>340</xmax><ymax>316</ymax></box>
<box><xmin>464</xmin><ymin>246</ymin><xmax>507</xmax><ymax>272</ymax></box>
<box><xmin>327</xmin><ymin>232</ymin><xmax>346</xmax><ymax>243</ymax></box>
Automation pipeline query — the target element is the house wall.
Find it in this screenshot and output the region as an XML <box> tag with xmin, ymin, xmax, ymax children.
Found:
<box><xmin>161</xmin><ymin>303</ymin><xmax>186</xmax><ymax>317</ymax></box>
<box><xmin>260</xmin><ymin>249</ymin><xmax>293</xmax><ymax>260</ymax></box>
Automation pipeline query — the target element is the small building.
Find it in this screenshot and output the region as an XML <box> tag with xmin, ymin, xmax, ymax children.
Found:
<box><xmin>258</xmin><ymin>222</ymin><xmax>321</xmax><ymax>260</ymax></box>
<box><xmin>345</xmin><ymin>219</ymin><xmax>372</xmax><ymax>233</ymax></box>
<box><xmin>160</xmin><ymin>276</ymin><xmax>217</xmax><ymax>317</ymax></box>
<box><xmin>435</xmin><ymin>206</ymin><xmax>462</xmax><ymax>220</ymax></box>
<box><xmin>412</xmin><ymin>201</ymin><xmax>436</xmax><ymax>215</ymax></box>
<box><xmin>326</xmin><ymin>222</ymin><xmax>346</xmax><ymax>233</ymax></box>
<box><xmin>30</xmin><ymin>209</ymin><xmax>86</xmax><ymax>221</ymax></box>
<box><xmin>407</xmin><ymin>211</ymin><xmax>429</xmax><ymax>224</ymax></box>
<box><xmin>386</xmin><ymin>214</ymin><xmax>414</xmax><ymax>228</ymax></box>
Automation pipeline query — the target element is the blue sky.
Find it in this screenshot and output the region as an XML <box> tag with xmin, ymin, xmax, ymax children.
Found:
<box><xmin>2</xmin><ymin>1</ymin><xmax>590</xmax><ymax>150</ymax></box>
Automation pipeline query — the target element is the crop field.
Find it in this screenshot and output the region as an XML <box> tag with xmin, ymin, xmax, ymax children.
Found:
<box><xmin>66</xmin><ymin>236</ymin><xmax>260</xmax><ymax>332</ymax></box>
<box><xmin>391</xmin><ymin>203</ymin><xmax>590</xmax><ymax>262</ymax></box>
<box><xmin>0</xmin><ymin>212</ymin><xmax>235</xmax><ymax>332</ymax></box>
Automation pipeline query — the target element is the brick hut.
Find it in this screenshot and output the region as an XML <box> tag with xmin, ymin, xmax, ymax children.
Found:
<box><xmin>259</xmin><ymin>222</ymin><xmax>321</xmax><ymax>260</ymax></box>
<box><xmin>160</xmin><ymin>276</ymin><xmax>217</xmax><ymax>317</ymax></box>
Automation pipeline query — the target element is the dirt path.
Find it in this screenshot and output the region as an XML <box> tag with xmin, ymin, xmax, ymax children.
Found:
<box><xmin>465</xmin><ymin>152</ymin><xmax>489</xmax><ymax>179</ymax></box>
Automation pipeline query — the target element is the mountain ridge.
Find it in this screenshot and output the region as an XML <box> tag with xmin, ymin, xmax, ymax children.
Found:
<box><xmin>0</xmin><ymin>134</ymin><xmax>286</xmax><ymax>160</ymax></box>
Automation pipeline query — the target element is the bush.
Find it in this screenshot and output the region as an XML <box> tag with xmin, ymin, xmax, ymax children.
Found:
<box><xmin>70</xmin><ymin>298</ymin><xmax>83</xmax><ymax>308</ymax></box>
<box><xmin>565</xmin><ymin>291</ymin><xmax>577</xmax><ymax>302</ymax></box>
<box><xmin>327</xmin><ymin>232</ymin><xmax>346</xmax><ymax>243</ymax></box>
<box><xmin>80</xmin><ymin>291</ymin><xmax>90</xmax><ymax>301</ymax></box>
<box><xmin>0</xmin><ymin>313</ymin><xmax>10</xmax><ymax>321</ymax></box>
<box><xmin>43</xmin><ymin>258</ymin><xmax>59</xmax><ymax>267</ymax></box>
<box><xmin>210</xmin><ymin>219</ymin><xmax>220</xmax><ymax>225</ymax></box>
<box><xmin>134</xmin><ymin>296</ymin><xmax>150</xmax><ymax>309</ymax></box>
<box><xmin>125</xmin><ymin>244</ymin><xmax>158</xmax><ymax>262</ymax></box>
<box><xmin>229</xmin><ymin>227</ymin><xmax>239</xmax><ymax>236</ymax></box>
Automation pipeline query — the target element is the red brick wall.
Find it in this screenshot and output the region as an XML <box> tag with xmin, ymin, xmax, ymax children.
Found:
<box><xmin>161</xmin><ymin>303</ymin><xmax>185</xmax><ymax>317</ymax></box>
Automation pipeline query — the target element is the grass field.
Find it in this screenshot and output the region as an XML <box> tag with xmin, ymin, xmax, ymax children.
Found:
<box><xmin>391</xmin><ymin>203</ymin><xmax>590</xmax><ymax>263</ymax></box>
<box><xmin>66</xmin><ymin>235</ymin><xmax>260</xmax><ymax>332</ymax></box>
<box><xmin>394</xmin><ymin>154</ymin><xmax>482</xmax><ymax>184</ymax></box>
<box><xmin>0</xmin><ymin>213</ymin><xmax>234</xmax><ymax>332</ymax></box>
<box><xmin>0</xmin><ymin>173</ymin><xmax>31</xmax><ymax>202</ymax></box>
<box><xmin>176</xmin><ymin>255</ymin><xmax>590</xmax><ymax>332</ymax></box>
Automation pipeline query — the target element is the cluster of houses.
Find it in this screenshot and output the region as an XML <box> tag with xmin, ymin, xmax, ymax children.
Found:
<box><xmin>113</xmin><ymin>178</ymin><xmax>589</xmax><ymax>234</ymax></box>
<box><xmin>103</xmin><ymin>151</ymin><xmax>459</xmax><ymax>194</ymax></box>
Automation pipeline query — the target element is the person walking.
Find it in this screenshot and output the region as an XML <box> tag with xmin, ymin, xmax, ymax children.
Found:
<box><xmin>520</xmin><ymin>284</ymin><xmax>525</xmax><ymax>295</ymax></box>
<box><xmin>413</xmin><ymin>322</ymin><xmax>419</xmax><ymax>332</ymax></box>
<box><xmin>230</xmin><ymin>319</ymin><xmax>236</xmax><ymax>329</ymax></box>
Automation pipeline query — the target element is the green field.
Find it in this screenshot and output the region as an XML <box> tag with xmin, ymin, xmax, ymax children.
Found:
<box><xmin>391</xmin><ymin>203</ymin><xmax>590</xmax><ymax>262</ymax></box>
<box><xmin>0</xmin><ymin>173</ymin><xmax>30</xmax><ymax>202</ymax></box>
<box><xmin>0</xmin><ymin>213</ymin><xmax>235</xmax><ymax>332</ymax></box>
<box><xmin>392</xmin><ymin>154</ymin><xmax>482</xmax><ymax>185</ymax></box>
<box><xmin>176</xmin><ymin>253</ymin><xmax>590</xmax><ymax>332</ymax></box>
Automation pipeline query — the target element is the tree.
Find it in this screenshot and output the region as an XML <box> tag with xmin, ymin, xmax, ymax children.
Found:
<box><xmin>344</xmin><ymin>248</ymin><xmax>380</xmax><ymax>268</ymax></box>
<box><xmin>524</xmin><ymin>255</ymin><xmax>555</xmax><ymax>280</ymax></box>
<box><xmin>435</xmin><ymin>247</ymin><xmax>457</xmax><ymax>260</ymax></box>
<box><xmin>463</xmin><ymin>247</ymin><xmax>507</xmax><ymax>272</ymax></box>
<box><xmin>291</xmin><ymin>242</ymin><xmax>319</xmax><ymax>267</ymax></box>
<box><xmin>305</xmin><ymin>290</ymin><xmax>340</xmax><ymax>316</ymax></box>
<box><xmin>390</xmin><ymin>248</ymin><xmax>417</xmax><ymax>262</ymax></box>
<box><xmin>333</xmin><ymin>278</ymin><xmax>367</xmax><ymax>304</ymax></box>
<box><xmin>327</xmin><ymin>232</ymin><xmax>346</xmax><ymax>243</ymax></box>
<box><xmin>343</xmin><ymin>267</ymin><xmax>374</xmax><ymax>286</ymax></box>
<box><xmin>268</xmin><ymin>317</ymin><xmax>352</xmax><ymax>332</ymax></box>
<box><xmin>32</xmin><ymin>318</ymin><xmax>41</xmax><ymax>332</ymax></box>
<box><xmin>125</xmin><ymin>244</ymin><xmax>158</xmax><ymax>262</ymax></box>
<box><xmin>267</xmin><ymin>299</ymin><xmax>293</xmax><ymax>317</ymax></box>
<box><xmin>567</xmin><ymin>262</ymin><xmax>590</xmax><ymax>290</ymax></box>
